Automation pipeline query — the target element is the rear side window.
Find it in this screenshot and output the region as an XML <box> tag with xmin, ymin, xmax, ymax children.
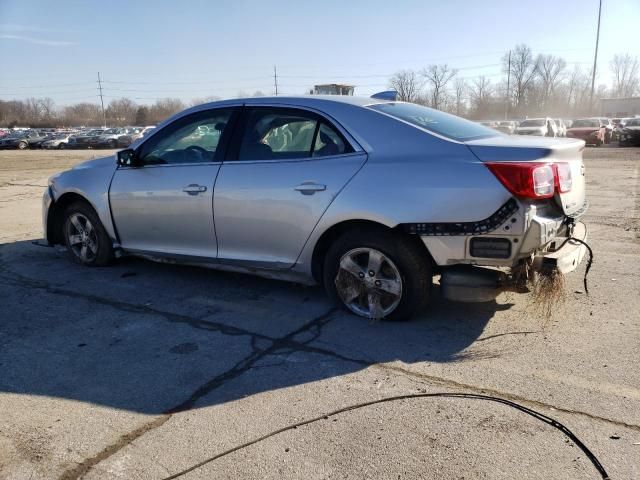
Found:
<box><xmin>237</xmin><ymin>107</ymin><xmax>352</xmax><ymax>161</ymax></box>
<box><xmin>368</xmin><ymin>102</ymin><xmax>497</xmax><ymax>141</ymax></box>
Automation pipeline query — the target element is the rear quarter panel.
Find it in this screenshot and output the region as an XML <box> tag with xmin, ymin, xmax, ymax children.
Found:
<box><xmin>294</xmin><ymin>108</ymin><xmax>510</xmax><ymax>273</ymax></box>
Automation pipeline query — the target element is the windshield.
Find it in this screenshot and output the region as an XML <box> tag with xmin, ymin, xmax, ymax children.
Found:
<box><xmin>571</xmin><ymin>119</ymin><xmax>599</xmax><ymax>128</ymax></box>
<box><xmin>368</xmin><ymin>102</ymin><xmax>497</xmax><ymax>141</ymax></box>
<box><xmin>519</xmin><ymin>119</ymin><xmax>545</xmax><ymax>127</ymax></box>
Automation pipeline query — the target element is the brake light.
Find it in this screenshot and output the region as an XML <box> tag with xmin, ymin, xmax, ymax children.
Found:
<box><xmin>486</xmin><ymin>162</ymin><xmax>555</xmax><ymax>199</ymax></box>
<box><xmin>554</xmin><ymin>162</ymin><xmax>572</xmax><ymax>193</ymax></box>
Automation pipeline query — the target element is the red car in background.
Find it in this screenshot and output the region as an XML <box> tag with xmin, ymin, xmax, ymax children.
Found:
<box><xmin>566</xmin><ymin>118</ymin><xmax>607</xmax><ymax>146</ymax></box>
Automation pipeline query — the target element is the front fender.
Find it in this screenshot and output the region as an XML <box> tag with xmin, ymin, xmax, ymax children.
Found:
<box><xmin>47</xmin><ymin>155</ymin><xmax>119</xmax><ymax>243</ymax></box>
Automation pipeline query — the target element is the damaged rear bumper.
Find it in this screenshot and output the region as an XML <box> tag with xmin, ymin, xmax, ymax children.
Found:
<box><xmin>440</xmin><ymin>222</ymin><xmax>588</xmax><ymax>303</ymax></box>
<box><xmin>533</xmin><ymin>222</ymin><xmax>587</xmax><ymax>274</ymax></box>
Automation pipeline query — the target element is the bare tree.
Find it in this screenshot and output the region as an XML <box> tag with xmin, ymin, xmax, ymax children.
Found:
<box><xmin>504</xmin><ymin>44</ymin><xmax>537</xmax><ymax>111</ymax></box>
<box><xmin>148</xmin><ymin>98</ymin><xmax>185</xmax><ymax>124</ymax></box>
<box><xmin>106</xmin><ymin>98</ymin><xmax>137</xmax><ymax>126</ymax></box>
<box><xmin>421</xmin><ymin>64</ymin><xmax>457</xmax><ymax>110</ymax></box>
<box><xmin>610</xmin><ymin>53</ymin><xmax>640</xmax><ymax>98</ymax></box>
<box><xmin>389</xmin><ymin>70</ymin><xmax>423</xmax><ymax>103</ymax></box>
<box><xmin>469</xmin><ymin>76</ymin><xmax>493</xmax><ymax>118</ymax></box>
<box><xmin>535</xmin><ymin>54</ymin><xmax>567</xmax><ymax>106</ymax></box>
<box><xmin>453</xmin><ymin>78</ymin><xmax>467</xmax><ymax>116</ymax></box>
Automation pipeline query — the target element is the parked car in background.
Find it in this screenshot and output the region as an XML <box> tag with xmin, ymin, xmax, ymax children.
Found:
<box><xmin>566</xmin><ymin>118</ymin><xmax>607</xmax><ymax>146</ymax></box>
<box><xmin>515</xmin><ymin>118</ymin><xmax>557</xmax><ymax>137</ymax></box>
<box><xmin>494</xmin><ymin>121</ymin><xmax>517</xmax><ymax>134</ymax></box>
<box><xmin>42</xmin><ymin>96</ymin><xmax>588</xmax><ymax>321</ymax></box>
<box><xmin>618</xmin><ymin>117</ymin><xmax>640</xmax><ymax>146</ymax></box>
<box><xmin>554</xmin><ymin>119</ymin><xmax>567</xmax><ymax>137</ymax></box>
<box><xmin>68</xmin><ymin>129</ymin><xmax>106</xmax><ymax>148</ymax></box>
<box><xmin>0</xmin><ymin>130</ymin><xmax>49</xmax><ymax>149</ymax></box>
<box><xmin>117</xmin><ymin>126</ymin><xmax>156</xmax><ymax>147</ymax></box>
<box><xmin>91</xmin><ymin>127</ymin><xmax>139</xmax><ymax>149</ymax></box>
<box><xmin>42</xmin><ymin>133</ymin><xmax>73</xmax><ymax>149</ymax></box>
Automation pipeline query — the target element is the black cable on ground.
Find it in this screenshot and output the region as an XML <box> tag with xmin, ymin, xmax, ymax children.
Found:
<box><xmin>161</xmin><ymin>392</ymin><xmax>609</xmax><ymax>480</ymax></box>
<box><xmin>569</xmin><ymin>236</ymin><xmax>593</xmax><ymax>295</ymax></box>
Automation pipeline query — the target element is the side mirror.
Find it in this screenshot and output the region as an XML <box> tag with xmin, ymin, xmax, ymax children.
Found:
<box><xmin>117</xmin><ymin>149</ymin><xmax>137</xmax><ymax>167</ymax></box>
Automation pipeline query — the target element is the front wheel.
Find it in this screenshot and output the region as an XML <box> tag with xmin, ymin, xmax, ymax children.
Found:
<box><xmin>58</xmin><ymin>143</ymin><xmax>66</xmax><ymax>149</ymax></box>
<box><xmin>17</xmin><ymin>141</ymin><xmax>27</xmax><ymax>150</ymax></box>
<box><xmin>323</xmin><ymin>228</ymin><xmax>432</xmax><ymax>321</ymax></box>
<box><xmin>63</xmin><ymin>202</ymin><xmax>114</xmax><ymax>266</ymax></box>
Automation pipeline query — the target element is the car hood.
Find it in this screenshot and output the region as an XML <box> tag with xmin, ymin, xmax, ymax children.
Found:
<box><xmin>73</xmin><ymin>155</ymin><xmax>116</xmax><ymax>170</ymax></box>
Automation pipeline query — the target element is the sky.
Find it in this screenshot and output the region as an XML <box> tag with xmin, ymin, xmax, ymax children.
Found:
<box><xmin>0</xmin><ymin>0</ymin><xmax>639</xmax><ymax>106</ymax></box>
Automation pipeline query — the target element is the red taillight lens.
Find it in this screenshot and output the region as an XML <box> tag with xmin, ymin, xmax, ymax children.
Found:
<box><xmin>554</xmin><ymin>162</ymin><xmax>572</xmax><ymax>193</ymax></box>
<box><xmin>486</xmin><ymin>162</ymin><xmax>555</xmax><ymax>199</ymax></box>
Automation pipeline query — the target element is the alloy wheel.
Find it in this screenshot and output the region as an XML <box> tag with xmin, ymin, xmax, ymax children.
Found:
<box><xmin>66</xmin><ymin>213</ymin><xmax>98</xmax><ymax>262</ymax></box>
<box><xmin>334</xmin><ymin>247</ymin><xmax>403</xmax><ymax>319</ymax></box>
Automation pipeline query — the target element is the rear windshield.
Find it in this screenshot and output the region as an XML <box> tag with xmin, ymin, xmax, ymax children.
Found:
<box><xmin>368</xmin><ymin>102</ymin><xmax>497</xmax><ymax>141</ymax></box>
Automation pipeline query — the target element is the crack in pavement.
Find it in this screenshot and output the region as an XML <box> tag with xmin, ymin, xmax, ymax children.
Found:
<box><xmin>376</xmin><ymin>364</ymin><xmax>640</xmax><ymax>432</ymax></box>
<box><xmin>2</xmin><ymin>256</ymin><xmax>639</xmax><ymax>478</ymax></box>
<box><xmin>55</xmin><ymin>308</ymin><xmax>338</xmax><ymax>480</ymax></box>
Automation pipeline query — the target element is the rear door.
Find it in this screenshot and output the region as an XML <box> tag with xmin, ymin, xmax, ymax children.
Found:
<box><xmin>213</xmin><ymin>106</ymin><xmax>366</xmax><ymax>268</ymax></box>
<box><xmin>109</xmin><ymin>107</ymin><xmax>237</xmax><ymax>258</ymax></box>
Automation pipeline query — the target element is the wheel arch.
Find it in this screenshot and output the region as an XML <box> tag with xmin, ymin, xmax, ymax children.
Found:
<box><xmin>310</xmin><ymin>219</ymin><xmax>434</xmax><ymax>284</ymax></box>
<box><xmin>47</xmin><ymin>192</ymin><xmax>97</xmax><ymax>245</ymax></box>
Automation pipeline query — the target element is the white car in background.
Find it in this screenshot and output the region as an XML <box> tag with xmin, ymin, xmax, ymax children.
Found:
<box><xmin>515</xmin><ymin>118</ymin><xmax>558</xmax><ymax>137</ymax></box>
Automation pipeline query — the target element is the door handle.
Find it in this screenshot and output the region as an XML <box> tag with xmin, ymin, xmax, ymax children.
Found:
<box><xmin>294</xmin><ymin>182</ymin><xmax>326</xmax><ymax>195</ymax></box>
<box><xmin>182</xmin><ymin>184</ymin><xmax>207</xmax><ymax>195</ymax></box>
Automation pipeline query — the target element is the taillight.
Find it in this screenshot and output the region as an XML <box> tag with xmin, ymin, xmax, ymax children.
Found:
<box><xmin>486</xmin><ymin>162</ymin><xmax>555</xmax><ymax>199</ymax></box>
<box><xmin>554</xmin><ymin>162</ymin><xmax>572</xmax><ymax>193</ymax></box>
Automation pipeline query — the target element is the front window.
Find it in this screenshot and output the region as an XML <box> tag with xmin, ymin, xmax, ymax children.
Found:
<box><xmin>368</xmin><ymin>102</ymin><xmax>497</xmax><ymax>141</ymax></box>
<box><xmin>137</xmin><ymin>108</ymin><xmax>233</xmax><ymax>165</ymax></box>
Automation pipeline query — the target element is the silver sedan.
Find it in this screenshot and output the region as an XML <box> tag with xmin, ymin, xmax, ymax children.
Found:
<box><xmin>43</xmin><ymin>96</ymin><xmax>588</xmax><ymax>320</ymax></box>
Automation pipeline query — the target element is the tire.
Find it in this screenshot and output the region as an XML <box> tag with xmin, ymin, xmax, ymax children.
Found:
<box><xmin>108</xmin><ymin>139</ymin><xmax>117</xmax><ymax>149</ymax></box>
<box><xmin>17</xmin><ymin>141</ymin><xmax>27</xmax><ymax>150</ymax></box>
<box><xmin>322</xmin><ymin>227</ymin><xmax>432</xmax><ymax>321</ymax></box>
<box><xmin>58</xmin><ymin>143</ymin><xmax>66</xmax><ymax>149</ymax></box>
<box><xmin>62</xmin><ymin>201</ymin><xmax>114</xmax><ymax>266</ymax></box>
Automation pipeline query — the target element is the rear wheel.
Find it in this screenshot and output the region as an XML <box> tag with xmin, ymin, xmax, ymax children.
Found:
<box><xmin>63</xmin><ymin>201</ymin><xmax>113</xmax><ymax>266</ymax></box>
<box><xmin>58</xmin><ymin>143</ymin><xmax>66</xmax><ymax>149</ymax></box>
<box><xmin>323</xmin><ymin>228</ymin><xmax>432</xmax><ymax>321</ymax></box>
<box><xmin>17</xmin><ymin>141</ymin><xmax>27</xmax><ymax>150</ymax></box>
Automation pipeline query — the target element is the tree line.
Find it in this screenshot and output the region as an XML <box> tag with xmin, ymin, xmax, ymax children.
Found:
<box><xmin>389</xmin><ymin>45</ymin><xmax>639</xmax><ymax>119</ymax></box>
<box><xmin>1</xmin><ymin>45</ymin><xmax>638</xmax><ymax>127</ymax></box>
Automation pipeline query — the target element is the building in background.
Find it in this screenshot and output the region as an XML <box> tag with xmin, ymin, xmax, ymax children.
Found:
<box><xmin>600</xmin><ymin>97</ymin><xmax>640</xmax><ymax>117</ymax></box>
<box><xmin>312</xmin><ymin>84</ymin><xmax>355</xmax><ymax>95</ymax></box>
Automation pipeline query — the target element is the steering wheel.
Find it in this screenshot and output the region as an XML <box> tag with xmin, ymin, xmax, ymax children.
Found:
<box><xmin>185</xmin><ymin>145</ymin><xmax>209</xmax><ymax>154</ymax></box>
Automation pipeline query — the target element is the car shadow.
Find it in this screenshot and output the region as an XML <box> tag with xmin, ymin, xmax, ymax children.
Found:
<box><xmin>0</xmin><ymin>240</ymin><xmax>512</xmax><ymax>414</ymax></box>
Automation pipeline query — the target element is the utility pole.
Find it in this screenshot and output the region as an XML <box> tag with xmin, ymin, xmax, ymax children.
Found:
<box><xmin>589</xmin><ymin>0</ymin><xmax>602</xmax><ymax>114</ymax></box>
<box><xmin>273</xmin><ymin>65</ymin><xmax>278</xmax><ymax>96</ymax></box>
<box><xmin>97</xmin><ymin>72</ymin><xmax>106</xmax><ymax>127</ymax></box>
<box><xmin>505</xmin><ymin>50</ymin><xmax>511</xmax><ymax>120</ymax></box>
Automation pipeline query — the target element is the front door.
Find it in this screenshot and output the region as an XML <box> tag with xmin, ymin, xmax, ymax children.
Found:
<box><xmin>214</xmin><ymin>106</ymin><xmax>366</xmax><ymax>268</ymax></box>
<box><xmin>110</xmin><ymin>107</ymin><xmax>236</xmax><ymax>258</ymax></box>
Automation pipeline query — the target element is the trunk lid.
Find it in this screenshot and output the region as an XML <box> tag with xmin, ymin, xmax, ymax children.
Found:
<box><xmin>465</xmin><ymin>136</ymin><xmax>587</xmax><ymax>216</ymax></box>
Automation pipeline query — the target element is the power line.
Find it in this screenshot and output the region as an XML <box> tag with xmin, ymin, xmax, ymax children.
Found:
<box><xmin>97</xmin><ymin>72</ymin><xmax>106</xmax><ymax>127</ymax></box>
